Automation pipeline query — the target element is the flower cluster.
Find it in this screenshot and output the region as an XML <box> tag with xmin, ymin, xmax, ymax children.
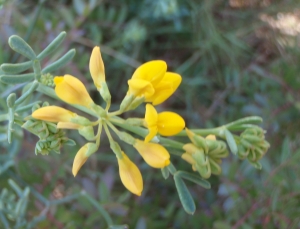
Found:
<box><xmin>31</xmin><ymin>47</ymin><xmax>185</xmax><ymax>196</ymax></box>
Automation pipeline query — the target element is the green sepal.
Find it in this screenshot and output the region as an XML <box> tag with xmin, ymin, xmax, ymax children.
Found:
<box><xmin>85</xmin><ymin>143</ymin><xmax>98</xmax><ymax>157</ymax></box>
<box><xmin>120</xmin><ymin>94</ymin><xmax>134</xmax><ymax>112</ymax></box>
<box><xmin>64</xmin><ymin>139</ymin><xmax>76</xmax><ymax>146</ymax></box>
<box><xmin>127</xmin><ymin>96</ymin><xmax>144</xmax><ymax>111</ymax></box>
<box><xmin>15</xmin><ymin>81</ymin><xmax>39</xmax><ymax>106</ymax></box>
<box><xmin>70</xmin><ymin>115</ymin><xmax>92</xmax><ymax>126</ymax></box>
<box><xmin>99</xmin><ymin>82</ymin><xmax>111</xmax><ymax>104</ymax></box>
<box><xmin>161</xmin><ymin>167</ymin><xmax>169</xmax><ymax>179</ymax></box>
<box><xmin>7</xmin><ymin>93</ymin><xmax>16</xmax><ymax>108</ymax></box>
<box><xmin>0</xmin><ymin>73</ymin><xmax>35</xmax><ymax>84</ymax></box>
<box><xmin>224</xmin><ymin>129</ymin><xmax>238</xmax><ymax>155</ymax></box>
<box><xmin>167</xmin><ymin>163</ymin><xmax>177</xmax><ymax>175</ymax></box>
<box><xmin>1</xmin><ymin>61</ymin><xmax>32</xmax><ymax>74</ymax></box>
<box><xmin>78</xmin><ymin>126</ymin><xmax>95</xmax><ymax>141</ymax></box>
<box><xmin>124</xmin><ymin>118</ymin><xmax>144</xmax><ymax>126</ymax></box>
<box><xmin>37</xmin><ymin>31</ymin><xmax>67</xmax><ymax>60</ymax></box>
<box><xmin>8</xmin><ymin>35</ymin><xmax>36</xmax><ymax>60</ymax></box>
<box><xmin>242</xmin><ymin>135</ymin><xmax>263</xmax><ymax>144</ymax></box>
<box><xmin>41</xmin><ymin>49</ymin><xmax>76</xmax><ymax>74</ymax></box>
<box><xmin>209</xmin><ymin>158</ymin><xmax>222</xmax><ymax>175</ymax></box>
<box><xmin>175</xmin><ymin>171</ymin><xmax>211</xmax><ymax>189</ymax></box>
<box><xmin>174</xmin><ymin>175</ymin><xmax>196</xmax><ymax>215</ymax></box>
<box><xmin>118</xmin><ymin>131</ymin><xmax>135</xmax><ymax>145</ymax></box>
<box><xmin>91</xmin><ymin>104</ymin><xmax>106</xmax><ymax>117</ymax></box>
<box><xmin>110</xmin><ymin>141</ymin><xmax>122</xmax><ymax>157</ymax></box>
<box><xmin>195</xmin><ymin>162</ymin><xmax>211</xmax><ymax>179</ymax></box>
<box><xmin>192</xmin><ymin>149</ymin><xmax>208</xmax><ymax>166</ymax></box>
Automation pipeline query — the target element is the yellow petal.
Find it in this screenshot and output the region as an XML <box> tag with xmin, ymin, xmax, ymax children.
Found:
<box><xmin>72</xmin><ymin>143</ymin><xmax>97</xmax><ymax>177</ymax></box>
<box><xmin>157</xmin><ymin>111</ymin><xmax>185</xmax><ymax>136</ymax></box>
<box><xmin>144</xmin><ymin>104</ymin><xmax>158</xmax><ymax>142</ymax></box>
<box><xmin>127</xmin><ymin>78</ymin><xmax>155</xmax><ymax>99</ymax></box>
<box><xmin>57</xmin><ymin>122</ymin><xmax>81</xmax><ymax>129</ymax></box>
<box><xmin>206</xmin><ymin>134</ymin><xmax>216</xmax><ymax>140</ymax></box>
<box><xmin>132</xmin><ymin>60</ymin><xmax>167</xmax><ymax>87</ymax></box>
<box><xmin>89</xmin><ymin>46</ymin><xmax>105</xmax><ymax>89</ymax></box>
<box><xmin>144</xmin><ymin>104</ymin><xmax>158</xmax><ymax>127</ymax></box>
<box><xmin>54</xmin><ymin>74</ymin><xmax>94</xmax><ymax>108</ymax></box>
<box><xmin>134</xmin><ymin>140</ymin><xmax>170</xmax><ymax>168</ymax></box>
<box><xmin>32</xmin><ymin>106</ymin><xmax>76</xmax><ymax>122</ymax></box>
<box><xmin>117</xmin><ymin>152</ymin><xmax>143</xmax><ymax>196</ymax></box>
<box><xmin>146</xmin><ymin>72</ymin><xmax>182</xmax><ymax>105</ymax></box>
<box><xmin>182</xmin><ymin>153</ymin><xmax>196</xmax><ymax>165</ymax></box>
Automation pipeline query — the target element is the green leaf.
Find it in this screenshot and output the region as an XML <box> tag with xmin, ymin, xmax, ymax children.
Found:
<box><xmin>225</xmin><ymin>116</ymin><xmax>262</xmax><ymax>129</ymax></box>
<box><xmin>41</xmin><ymin>49</ymin><xmax>76</xmax><ymax>74</ymax></box>
<box><xmin>174</xmin><ymin>176</ymin><xmax>195</xmax><ymax>215</ymax></box>
<box><xmin>15</xmin><ymin>81</ymin><xmax>39</xmax><ymax>106</ymax></box>
<box><xmin>107</xmin><ymin>225</ymin><xmax>128</xmax><ymax>229</ymax></box>
<box><xmin>6</xmin><ymin>93</ymin><xmax>16</xmax><ymax>108</ymax></box>
<box><xmin>8</xmin><ymin>35</ymin><xmax>36</xmax><ymax>60</ymax></box>
<box><xmin>0</xmin><ymin>73</ymin><xmax>35</xmax><ymax>84</ymax></box>
<box><xmin>0</xmin><ymin>61</ymin><xmax>32</xmax><ymax>74</ymax></box>
<box><xmin>280</xmin><ymin>137</ymin><xmax>291</xmax><ymax>163</ymax></box>
<box><xmin>224</xmin><ymin>129</ymin><xmax>238</xmax><ymax>155</ymax></box>
<box><xmin>37</xmin><ymin>31</ymin><xmax>67</xmax><ymax>60</ymax></box>
<box><xmin>175</xmin><ymin>171</ymin><xmax>211</xmax><ymax>189</ymax></box>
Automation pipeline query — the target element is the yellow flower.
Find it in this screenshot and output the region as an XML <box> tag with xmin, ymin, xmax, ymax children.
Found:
<box><xmin>144</xmin><ymin>104</ymin><xmax>185</xmax><ymax>142</ymax></box>
<box><xmin>72</xmin><ymin>143</ymin><xmax>97</xmax><ymax>176</ymax></box>
<box><xmin>145</xmin><ymin>72</ymin><xmax>182</xmax><ymax>105</ymax></box>
<box><xmin>131</xmin><ymin>60</ymin><xmax>167</xmax><ymax>86</ymax></box>
<box><xmin>133</xmin><ymin>139</ymin><xmax>170</xmax><ymax>168</ymax></box>
<box><xmin>117</xmin><ymin>152</ymin><xmax>143</xmax><ymax>196</ymax></box>
<box><xmin>32</xmin><ymin>106</ymin><xmax>77</xmax><ymax>122</ymax></box>
<box><xmin>89</xmin><ymin>46</ymin><xmax>105</xmax><ymax>90</ymax></box>
<box><xmin>54</xmin><ymin>74</ymin><xmax>94</xmax><ymax>108</ymax></box>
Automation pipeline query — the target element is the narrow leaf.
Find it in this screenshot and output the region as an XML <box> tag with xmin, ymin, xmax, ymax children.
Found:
<box><xmin>175</xmin><ymin>171</ymin><xmax>211</xmax><ymax>189</ymax></box>
<box><xmin>0</xmin><ymin>73</ymin><xmax>35</xmax><ymax>84</ymax></box>
<box><xmin>1</xmin><ymin>61</ymin><xmax>32</xmax><ymax>74</ymax></box>
<box><xmin>8</xmin><ymin>35</ymin><xmax>36</xmax><ymax>60</ymax></box>
<box><xmin>37</xmin><ymin>31</ymin><xmax>67</xmax><ymax>60</ymax></box>
<box><xmin>6</xmin><ymin>93</ymin><xmax>16</xmax><ymax>108</ymax></box>
<box><xmin>41</xmin><ymin>49</ymin><xmax>75</xmax><ymax>74</ymax></box>
<box><xmin>174</xmin><ymin>176</ymin><xmax>195</xmax><ymax>215</ymax></box>
<box><xmin>224</xmin><ymin>129</ymin><xmax>238</xmax><ymax>155</ymax></box>
<box><xmin>15</xmin><ymin>81</ymin><xmax>39</xmax><ymax>105</ymax></box>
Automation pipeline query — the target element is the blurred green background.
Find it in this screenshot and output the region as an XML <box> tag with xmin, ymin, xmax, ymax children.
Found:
<box><xmin>1</xmin><ymin>0</ymin><xmax>300</xmax><ymax>228</ymax></box>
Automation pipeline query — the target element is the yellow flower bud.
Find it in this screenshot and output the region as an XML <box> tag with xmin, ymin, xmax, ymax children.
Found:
<box><xmin>54</xmin><ymin>74</ymin><xmax>94</xmax><ymax>108</ymax></box>
<box><xmin>72</xmin><ymin>143</ymin><xmax>97</xmax><ymax>177</ymax></box>
<box><xmin>32</xmin><ymin>106</ymin><xmax>77</xmax><ymax>122</ymax></box>
<box><xmin>134</xmin><ymin>140</ymin><xmax>170</xmax><ymax>168</ymax></box>
<box><xmin>89</xmin><ymin>46</ymin><xmax>105</xmax><ymax>90</ymax></box>
<box><xmin>117</xmin><ymin>152</ymin><xmax>143</xmax><ymax>196</ymax></box>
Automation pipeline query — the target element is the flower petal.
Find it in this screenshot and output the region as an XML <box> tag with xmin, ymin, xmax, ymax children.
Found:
<box><xmin>128</xmin><ymin>78</ymin><xmax>155</xmax><ymax>99</ymax></box>
<box><xmin>134</xmin><ymin>140</ymin><xmax>170</xmax><ymax>168</ymax></box>
<box><xmin>89</xmin><ymin>46</ymin><xmax>105</xmax><ymax>89</ymax></box>
<box><xmin>146</xmin><ymin>72</ymin><xmax>182</xmax><ymax>105</ymax></box>
<box><xmin>54</xmin><ymin>74</ymin><xmax>94</xmax><ymax>108</ymax></box>
<box><xmin>132</xmin><ymin>60</ymin><xmax>167</xmax><ymax>87</ymax></box>
<box><xmin>157</xmin><ymin>111</ymin><xmax>185</xmax><ymax>136</ymax></box>
<box><xmin>117</xmin><ymin>152</ymin><xmax>143</xmax><ymax>196</ymax></box>
<box><xmin>72</xmin><ymin>143</ymin><xmax>97</xmax><ymax>177</ymax></box>
<box><xmin>32</xmin><ymin>106</ymin><xmax>76</xmax><ymax>122</ymax></box>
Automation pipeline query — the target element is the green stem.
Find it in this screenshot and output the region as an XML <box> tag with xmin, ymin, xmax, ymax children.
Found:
<box><xmin>83</xmin><ymin>192</ymin><xmax>113</xmax><ymax>226</ymax></box>
<box><xmin>95</xmin><ymin>122</ymin><xmax>103</xmax><ymax>148</ymax></box>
